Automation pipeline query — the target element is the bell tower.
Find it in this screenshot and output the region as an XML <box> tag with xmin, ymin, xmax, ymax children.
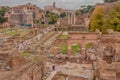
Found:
<box><xmin>53</xmin><ymin>2</ymin><xmax>56</xmax><ymax>8</ymax></box>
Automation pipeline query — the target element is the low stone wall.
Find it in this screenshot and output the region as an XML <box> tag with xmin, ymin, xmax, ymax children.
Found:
<box><xmin>0</xmin><ymin>62</ymin><xmax>43</xmax><ymax>80</ymax></box>
<box><xmin>54</xmin><ymin>39</ymin><xmax>68</xmax><ymax>45</ymax></box>
<box><xmin>15</xmin><ymin>63</ymin><xmax>42</xmax><ymax>80</ymax></box>
<box><xmin>97</xmin><ymin>58</ymin><xmax>120</xmax><ymax>80</ymax></box>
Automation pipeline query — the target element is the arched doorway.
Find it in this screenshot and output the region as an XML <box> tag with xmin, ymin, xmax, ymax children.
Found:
<box><xmin>103</xmin><ymin>45</ymin><xmax>115</xmax><ymax>63</ymax></box>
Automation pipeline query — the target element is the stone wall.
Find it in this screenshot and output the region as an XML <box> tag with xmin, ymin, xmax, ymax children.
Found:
<box><xmin>0</xmin><ymin>62</ymin><xmax>43</xmax><ymax>80</ymax></box>
<box><xmin>68</xmin><ymin>32</ymin><xmax>100</xmax><ymax>47</ymax></box>
<box><xmin>4</xmin><ymin>3</ymin><xmax>44</xmax><ymax>26</ymax></box>
<box><xmin>96</xmin><ymin>57</ymin><xmax>120</xmax><ymax>80</ymax></box>
<box><xmin>14</xmin><ymin>63</ymin><xmax>42</xmax><ymax>80</ymax></box>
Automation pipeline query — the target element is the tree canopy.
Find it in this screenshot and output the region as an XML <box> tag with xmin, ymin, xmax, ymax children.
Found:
<box><xmin>0</xmin><ymin>7</ymin><xmax>8</xmax><ymax>24</ymax></box>
<box><xmin>0</xmin><ymin>7</ymin><xmax>8</xmax><ymax>16</ymax></box>
<box><xmin>104</xmin><ymin>0</ymin><xmax>118</xmax><ymax>3</ymax></box>
<box><xmin>0</xmin><ymin>16</ymin><xmax>7</xmax><ymax>24</ymax></box>
<box><xmin>60</xmin><ymin>12</ymin><xmax>66</xmax><ymax>18</ymax></box>
<box><xmin>89</xmin><ymin>2</ymin><xmax>120</xmax><ymax>33</ymax></box>
<box><xmin>80</xmin><ymin>5</ymin><xmax>95</xmax><ymax>14</ymax></box>
<box><xmin>89</xmin><ymin>6</ymin><xmax>105</xmax><ymax>32</ymax></box>
<box><xmin>45</xmin><ymin>12</ymin><xmax>59</xmax><ymax>24</ymax></box>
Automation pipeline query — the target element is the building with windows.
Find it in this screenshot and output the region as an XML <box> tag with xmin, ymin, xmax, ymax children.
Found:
<box><xmin>4</xmin><ymin>3</ymin><xmax>44</xmax><ymax>26</ymax></box>
<box><xmin>44</xmin><ymin>2</ymin><xmax>63</xmax><ymax>15</ymax></box>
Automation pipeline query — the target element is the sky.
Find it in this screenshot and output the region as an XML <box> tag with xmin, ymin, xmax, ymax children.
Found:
<box><xmin>0</xmin><ymin>0</ymin><xmax>104</xmax><ymax>10</ymax></box>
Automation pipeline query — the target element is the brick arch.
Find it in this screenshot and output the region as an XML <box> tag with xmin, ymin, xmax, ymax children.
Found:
<box><xmin>67</xmin><ymin>32</ymin><xmax>100</xmax><ymax>57</ymax></box>
<box><xmin>104</xmin><ymin>45</ymin><xmax>115</xmax><ymax>56</ymax></box>
<box><xmin>68</xmin><ymin>40</ymin><xmax>98</xmax><ymax>48</ymax></box>
<box><xmin>103</xmin><ymin>45</ymin><xmax>116</xmax><ymax>63</ymax></box>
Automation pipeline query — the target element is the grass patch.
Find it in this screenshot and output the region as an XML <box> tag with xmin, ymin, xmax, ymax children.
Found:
<box><xmin>86</xmin><ymin>43</ymin><xmax>93</xmax><ymax>49</ymax></box>
<box><xmin>59</xmin><ymin>42</ymin><xmax>68</xmax><ymax>54</ymax></box>
<box><xmin>59</xmin><ymin>35</ymin><xmax>68</xmax><ymax>39</ymax></box>
<box><xmin>71</xmin><ymin>44</ymin><xmax>81</xmax><ymax>53</ymax></box>
<box><xmin>34</xmin><ymin>56</ymin><xmax>41</xmax><ymax>62</ymax></box>
<box><xmin>22</xmin><ymin>52</ymin><xmax>31</xmax><ymax>58</ymax></box>
<box><xmin>0</xmin><ymin>28</ymin><xmax>10</xmax><ymax>33</ymax></box>
<box><xmin>7</xmin><ymin>31</ymin><xmax>20</xmax><ymax>36</ymax></box>
<box><xmin>6</xmin><ymin>29</ymin><xmax>30</xmax><ymax>37</ymax></box>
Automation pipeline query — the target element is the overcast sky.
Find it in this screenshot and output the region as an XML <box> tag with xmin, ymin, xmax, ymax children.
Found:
<box><xmin>0</xmin><ymin>0</ymin><xmax>104</xmax><ymax>10</ymax></box>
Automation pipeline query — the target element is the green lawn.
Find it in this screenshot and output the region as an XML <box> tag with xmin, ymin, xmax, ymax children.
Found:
<box><xmin>71</xmin><ymin>44</ymin><xmax>81</xmax><ymax>53</ymax></box>
<box><xmin>6</xmin><ymin>29</ymin><xmax>30</xmax><ymax>36</ymax></box>
<box><xmin>59</xmin><ymin>34</ymin><xmax>68</xmax><ymax>39</ymax></box>
<box><xmin>59</xmin><ymin>42</ymin><xmax>68</xmax><ymax>54</ymax></box>
<box><xmin>86</xmin><ymin>43</ymin><xmax>93</xmax><ymax>49</ymax></box>
<box><xmin>0</xmin><ymin>28</ymin><xmax>10</xmax><ymax>33</ymax></box>
<box><xmin>7</xmin><ymin>31</ymin><xmax>20</xmax><ymax>36</ymax></box>
<box><xmin>22</xmin><ymin>52</ymin><xmax>31</xmax><ymax>58</ymax></box>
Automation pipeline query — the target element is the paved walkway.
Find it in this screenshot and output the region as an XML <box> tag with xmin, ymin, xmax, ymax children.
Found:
<box><xmin>56</xmin><ymin>63</ymin><xmax>94</xmax><ymax>80</ymax></box>
<box><xmin>46</xmin><ymin>71</ymin><xmax>57</xmax><ymax>80</ymax></box>
<box><xmin>46</xmin><ymin>62</ymin><xmax>94</xmax><ymax>80</ymax></box>
<box><xmin>13</xmin><ymin>26</ymin><xmax>55</xmax><ymax>51</ymax></box>
<box><xmin>44</xmin><ymin>31</ymin><xmax>62</xmax><ymax>46</ymax></box>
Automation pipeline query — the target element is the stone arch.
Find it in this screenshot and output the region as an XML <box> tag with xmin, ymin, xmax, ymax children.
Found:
<box><xmin>71</xmin><ymin>43</ymin><xmax>81</xmax><ymax>54</ymax></box>
<box><xmin>85</xmin><ymin>42</ymin><xmax>94</xmax><ymax>49</ymax></box>
<box><xmin>86</xmin><ymin>42</ymin><xmax>98</xmax><ymax>51</ymax></box>
<box><xmin>104</xmin><ymin>45</ymin><xmax>115</xmax><ymax>56</ymax></box>
<box><xmin>103</xmin><ymin>45</ymin><xmax>116</xmax><ymax>63</ymax></box>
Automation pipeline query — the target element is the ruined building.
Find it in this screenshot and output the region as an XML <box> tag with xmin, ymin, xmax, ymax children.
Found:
<box><xmin>4</xmin><ymin>3</ymin><xmax>44</xmax><ymax>26</ymax></box>
<box><xmin>44</xmin><ymin>2</ymin><xmax>63</xmax><ymax>15</ymax></box>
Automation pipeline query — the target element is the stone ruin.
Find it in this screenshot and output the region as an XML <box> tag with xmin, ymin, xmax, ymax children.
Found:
<box><xmin>0</xmin><ymin>50</ymin><xmax>44</xmax><ymax>80</ymax></box>
<box><xmin>51</xmin><ymin>31</ymin><xmax>120</xmax><ymax>80</ymax></box>
<box><xmin>95</xmin><ymin>57</ymin><xmax>120</xmax><ymax>80</ymax></box>
<box><xmin>0</xmin><ymin>51</ymin><xmax>26</xmax><ymax>71</ymax></box>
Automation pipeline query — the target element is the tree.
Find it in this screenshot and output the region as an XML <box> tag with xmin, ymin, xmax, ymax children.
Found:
<box><xmin>80</xmin><ymin>5</ymin><xmax>95</xmax><ymax>14</ymax></box>
<box><xmin>89</xmin><ymin>2</ymin><xmax>120</xmax><ymax>33</ymax></box>
<box><xmin>0</xmin><ymin>7</ymin><xmax>8</xmax><ymax>24</ymax></box>
<box><xmin>0</xmin><ymin>7</ymin><xmax>8</xmax><ymax>16</ymax></box>
<box><xmin>0</xmin><ymin>16</ymin><xmax>7</xmax><ymax>24</ymax></box>
<box><xmin>75</xmin><ymin>10</ymin><xmax>81</xmax><ymax>16</ymax></box>
<box><xmin>60</xmin><ymin>12</ymin><xmax>66</xmax><ymax>18</ymax></box>
<box><xmin>49</xmin><ymin>14</ymin><xmax>58</xmax><ymax>24</ymax></box>
<box><xmin>33</xmin><ymin>19</ymin><xmax>39</xmax><ymax>24</ymax></box>
<box><xmin>46</xmin><ymin>11</ymin><xmax>50</xmax><ymax>14</ymax></box>
<box><xmin>89</xmin><ymin>6</ymin><xmax>105</xmax><ymax>32</ymax></box>
<box><xmin>103</xmin><ymin>4</ymin><xmax>120</xmax><ymax>32</ymax></box>
<box><xmin>45</xmin><ymin>12</ymin><xmax>58</xmax><ymax>24</ymax></box>
<box><xmin>104</xmin><ymin>0</ymin><xmax>118</xmax><ymax>3</ymax></box>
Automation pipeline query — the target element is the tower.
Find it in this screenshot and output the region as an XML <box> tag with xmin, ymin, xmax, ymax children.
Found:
<box><xmin>53</xmin><ymin>2</ymin><xmax>56</xmax><ymax>8</ymax></box>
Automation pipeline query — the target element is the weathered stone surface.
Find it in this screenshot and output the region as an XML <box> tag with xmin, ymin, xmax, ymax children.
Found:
<box><xmin>99</xmin><ymin>70</ymin><xmax>116</xmax><ymax>80</ymax></box>
<box><xmin>0</xmin><ymin>62</ymin><xmax>43</xmax><ymax>80</ymax></box>
<box><xmin>9</xmin><ymin>52</ymin><xmax>26</xmax><ymax>69</ymax></box>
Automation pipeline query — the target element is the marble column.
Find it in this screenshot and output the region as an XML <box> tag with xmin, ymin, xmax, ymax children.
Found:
<box><xmin>68</xmin><ymin>46</ymin><xmax>72</xmax><ymax>55</ymax></box>
<box><xmin>70</xmin><ymin>14</ymin><xmax>72</xmax><ymax>24</ymax></box>
<box><xmin>68</xmin><ymin>14</ymin><xmax>70</xmax><ymax>24</ymax></box>
<box><xmin>54</xmin><ymin>47</ymin><xmax>58</xmax><ymax>55</ymax></box>
<box><xmin>81</xmin><ymin>47</ymin><xmax>86</xmax><ymax>59</ymax></box>
<box><xmin>74</xmin><ymin>14</ymin><xmax>76</xmax><ymax>24</ymax></box>
<box><xmin>68</xmin><ymin>42</ymin><xmax>72</xmax><ymax>55</ymax></box>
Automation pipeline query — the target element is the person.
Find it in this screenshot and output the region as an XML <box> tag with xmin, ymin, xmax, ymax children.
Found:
<box><xmin>52</xmin><ymin>65</ymin><xmax>55</xmax><ymax>70</ymax></box>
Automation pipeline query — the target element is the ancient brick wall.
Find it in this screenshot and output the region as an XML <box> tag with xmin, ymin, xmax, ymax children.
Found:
<box><xmin>68</xmin><ymin>32</ymin><xmax>100</xmax><ymax>47</ymax></box>
<box><xmin>15</xmin><ymin>63</ymin><xmax>42</xmax><ymax>80</ymax></box>
<box><xmin>4</xmin><ymin>3</ymin><xmax>44</xmax><ymax>26</ymax></box>
<box><xmin>0</xmin><ymin>62</ymin><xmax>43</xmax><ymax>80</ymax></box>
